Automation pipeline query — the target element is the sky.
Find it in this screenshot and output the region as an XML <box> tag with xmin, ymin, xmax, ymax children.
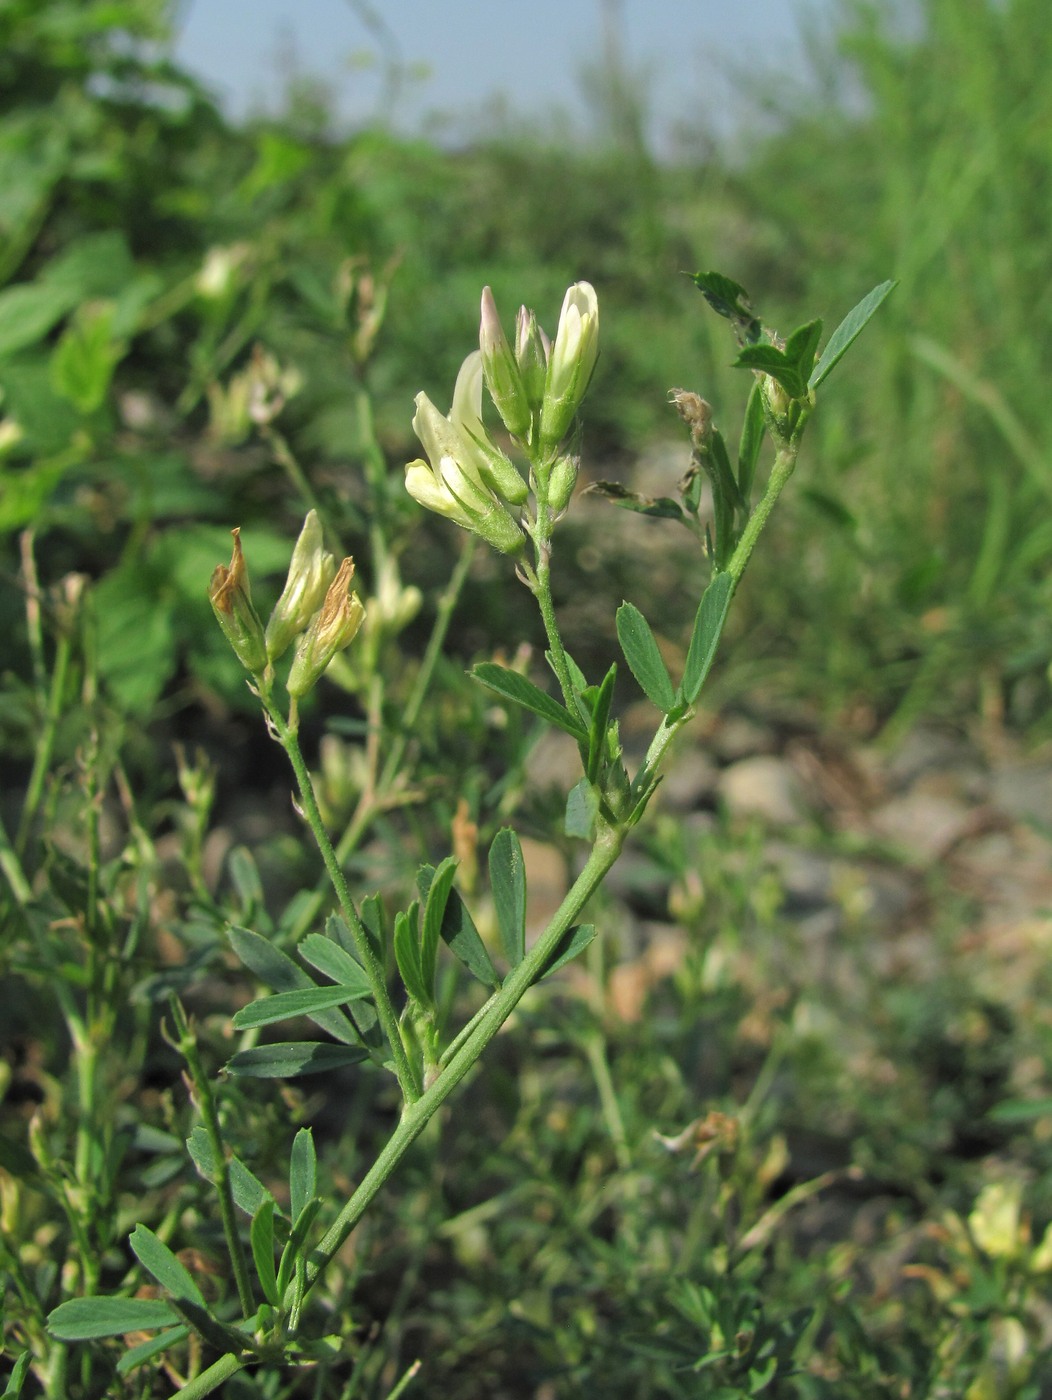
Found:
<box><xmin>170</xmin><ymin>0</ymin><xmax>833</xmax><ymax>149</ymax></box>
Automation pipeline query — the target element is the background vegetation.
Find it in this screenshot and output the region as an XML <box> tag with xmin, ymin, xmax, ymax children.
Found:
<box><xmin>4</xmin><ymin>0</ymin><xmax>1052</xmax><ymax>1395</ymax></box>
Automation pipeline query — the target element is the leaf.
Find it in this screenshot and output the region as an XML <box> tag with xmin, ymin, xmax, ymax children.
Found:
<box><xmin>116</xmin><ymin>1328</ymin><xmax>190</xmax><ymax>1377</ymax></box>
<box><xmin>251</xmin><ymin>1199</ymin><xmax>280</xmax><ymax>1307</ymax></box>
<box><xmin>680</xmin><ymin>572</ymin><xmax>733</xmax><ymax>706</ymax></box>
<box><xmin>472</xmin><ymin>662</ymin><xmax>587</xmax><ymax>740</ymax></box>
<box><xmin>616</xmin><ymin>603</ymin><xmax>676</xmax><ymax>712</ymax></box>
<box><xmin>539</xmin><ymin>924</ymin><xmax>598</xmax><ymax>978</ymax></box>
<box><xmin>737</xmin><ymin>379</ymin><xmax>766</xmax><ymax>502</ymax></box>
<box><xmin>225</xmin><ymin>1042</ymin><xmax>369</xmax><ymax>1078</ymax></box>
<box><xmin>809</xmin><ymin>280</ymin><xmax>897</xmax><ymax>389</ymax></box>
<box><xmin>297</xmin><ymin>933</ymin><xmax>372</xmax><ymax>996</ymax></box>
<box><xmin>691</xmin><ymin>270</ymin><xmax>762</xmax><ymax>341</ymax></box>
<box><xmin>228</xmin><ymin>926</ymin><xmax>359</xmax><ymax>1045</ymax></box>
<box><xmin>489</xmin><ymin>828</ymin><xmax>526</xmax><ymax>968</ymax></box>
<box><xmin>735</xmin><ymin>321</ymin><xmax>823</xmax><ymax>402</ymax></box>
<box><xmin>129</xmin><ymin>1225</ymin><xmax>206</xmax><ymax>1308</ymax></box>
<box><xmin>0</xmin><ymin>280</ymin><xmax>80</xmax><ymax>358</ymax></box>
<box><xmin>438</xmin><ymin>888</ymin><xmax>499</xmax><ymax>988</ymax></box>
<box><xmin>393</xmin><ymin>906</ymin><xmax>430</xmax><ymax>1008</ymax></box>
<box><xmin>585</xmin><ymin>664</ymin><xmax>617</xmax><ymax>783</ymax></box>
<box><xmin>289</xmin><ymin>1129</ymin><xmax>317</xmax><ymax>1225</ymax></box>
<box><xmin>1</xmin><ymin>1352</ymin><xmax>31</xmax><ymax>1397</ymax></box>
<box><xmin>276</xmin><ymin>1197</ymin><xmax>322</xmax><ymax>1301</ymax></box>
<box><xmin>231</xmin><ymin>983</ymin><xmax>372</xmax><ymax>1031</ymax></box>
<box><xmin>420</xmin><ymin>856</ymin><xmax>458</xmax><ymax>995</ymax></box>
<box><xmin>47</xmin><ymin>1296</ymin><xmax>179</xmax><ymax>1340</ymax></box>
<box><xmin>565</xmin><ymin>778</ymin><xmax>600</xmax><ymax>840</ymax></box>
<box><xmin>185</xmin><ymin>1127</ymin><xmax>273</xmax><ymax>1217</ymax></box>
<box><xmin>358</xmin><ymin>896</ymin><xmax>386</xmax><ymax>963</ymax></box>
<box><xmin>585</xmin><ymin>480</ymin><xmax>685</xmax><ymax>520</ymax></box>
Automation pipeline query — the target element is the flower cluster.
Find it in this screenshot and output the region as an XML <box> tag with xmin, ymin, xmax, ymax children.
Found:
<box><xmin>405</xmin><ymin>281</ymin><xmax>598</xmax><ymax>551</ymax></box>
<box><xmin>209</xmin><ymin>510</ymin><xmax>365</xmax><ymax>697</ymax></box>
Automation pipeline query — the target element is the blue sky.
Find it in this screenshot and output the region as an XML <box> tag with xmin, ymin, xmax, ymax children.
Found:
<box><xmin>171</xmin><ymin>0</ymin><xmax>832</xmax><ymax>147</ymax></box>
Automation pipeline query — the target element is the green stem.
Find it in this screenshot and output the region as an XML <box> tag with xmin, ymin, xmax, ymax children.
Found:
<box><xmin>726</xmin><ymin>440</ymin><xmax>801</xmax><ymax>586</ymax></box>
<box><xmin>16</xmin><ymin>628</ymin><xmax>72</xmax><ymax>855</ymax></box>
<box><xmin>289</xmin><ymin>537</ymin><xmax>477</xmax><ymax>942</ymax></box>
<box><xmin>168</xmin><ymin>996</ymin><xmax>256</xmax><ymax>1319</ymax></box>
<box><xmin>304</xmin><ymin>822</ymin><xmax>624</xmax><ymax>1289</ymax></box>
<box><xmin>172</xmin><ymin>1351</ymin><xmax>246</xmax><ymax>1399</ymax></box>
<box><xmin>269</xmin><ymin>708</ymin><xmax>422</xmax><ymax>1104</ymax></box>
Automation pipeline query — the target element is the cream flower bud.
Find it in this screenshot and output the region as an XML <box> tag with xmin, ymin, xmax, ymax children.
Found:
<box><xmin>265</xmin><ymin>510</ymin><xmax>336</xmax><ymax>662</ymax></box>
<box><xmin>209</xmin><ymin>528</ymin><xmax>268</xmax><ymax>675</ymax></box>
<box><xmin>286</xmin><ymin>558</ymin><xmax>366</xmax><ymax>698</ymax></box>
<box><xmin>539</xmin><ymin>281</ymin><xmax>599</xmax><ymax>450</ymax></box>
<box><xmin>515</xmin><ymin>304</ymin><xmax>550</xmax><ymax>411</ymax></box>
<box><xmin>479</xmin><ymin>286</ymin><xmax>531</xmax><ymax>438</ymax></box>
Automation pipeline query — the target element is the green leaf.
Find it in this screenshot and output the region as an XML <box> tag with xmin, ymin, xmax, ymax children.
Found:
<box><xmin>0</xmin><ymin>280</ymin><xmax>80</xmax><ymax>358</ymax></box>
<box><xmin>473</xmin><ymin>662</ymin><xmax>587</xmax><ymax>740</ymax></box>
<box><xmin>437</xmin><ymin>888</ymin><xmax>499</xmax><ymax>988</ymax></box>
<box><xmin>1</xmin><ymin>1351</ymin><xmax>31</xmax><ymax>1397</ymax></box>
<box><xmin>228</xmin><ymin>926</ymin><xmax>359</xmax><ymax>1045</ymax></box>
<box><xmin>565</xmin><ymin>778</ymin><xmax>600</xmax><ymax>840</ymax></box>
<box><xmin>289</xmin><ymin>1129</ymin><xmax>317</xmax><ymax>1225</ymax></box>
<box><xmin>225</xmin><ymin>1042</ymin><xmax>369</xmax><ymax>1078</ymax></box>
<box><xmin>231</xmin><ymin>983</ymin><xmax>372</xmax><ymax>1031</ymax></box>
<box><xmin>737</xmin><ymin>379</ymin><xmax>766</xmax><ymax>502</ymax></box>
<box><xmin>809</xmin><ymin>280</ymin><xmax>897</xmax><ymax>389</ymax></box>
<box><xmin>616</xmin><ymin>603</ymin><xmax>676</xmax><ymax>712</ymax></box>
<box><xmin>681</xmin><ymin>572</ymin><xmax>733</xmax><ymax>706</ymax></box>
<box><xmin>420</xmin><ymin>856</ymin><xmax>458</xmax><ymax>996</ymax></box>
<box><xmin>784</xmin><ymin>318</ymin><xmax>823</xmax><ymax>389</ymax></box>
<box><xmin>539</xmin><ymin>923</ymin><xmax>598</xmax><ymax>978</ymax></box>
<box><xmin>585</xmin><ymin>480</ymin><xmax>685</xmax><ymax>520</ymax></box>
<box><xmin>358</xmin><ymin>896</ymin><xmax>386</xmax><ymax>963</ymax></box>
<box><xmin>489</xmin><ymin>828</ymin><xmax>526</xmax><ymax>968</ymax></box>
<box><xmin>185</xmin><ymin>1126</ymin><xmax>273</xmax><ymax>1217</ymax></box>
<box><xmin>130</xmin><ymin>1225</ymin><xmax>206</xmax><ymax>1308</ymax></box>
<box><xmin>251</xmin><ymin>1199</ymin><xmax>280</xmax><ymax>1306</ymax></box>
<box><xmin>116</xmin><ymin>1328</ymin><xmax>190</xmax><ymax>1377</ymax></box>
<box><xmin>297</xmin><ymin>933</ymin><xmax>372</xmax><ymax>996</ymax></box>
<box><xmin>393</xmin><ymin>906</ymin><xmax>430</xmax><ymax>1008</ymax></box>
<box><xmin>735</xmin><ymin>321</ymin><xmax>822</xmax><ymax>402</ymax></box>
<box><xmin>50</xmin><ymin>299</ymin><xmax>125</xmax><ymax>413</ymax></box>
<box><xmin>47</xmin><ymin>1296</ymin><xmax>179</xmax><ymax>1341</ymax></box>
<box><xmin>691</xmin><ymin>270</ymin><xmax>762</xmax><ymax>341</ymax></box>
<box><xmin>276</xmin><ymin>1198</ymin><xmax>321</xmax><ymax>1301</ymax></box>
<box><xmin>585</xmin><ymin>664</ymin><xmax>617</xmax><ymax>783</ymax></box>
